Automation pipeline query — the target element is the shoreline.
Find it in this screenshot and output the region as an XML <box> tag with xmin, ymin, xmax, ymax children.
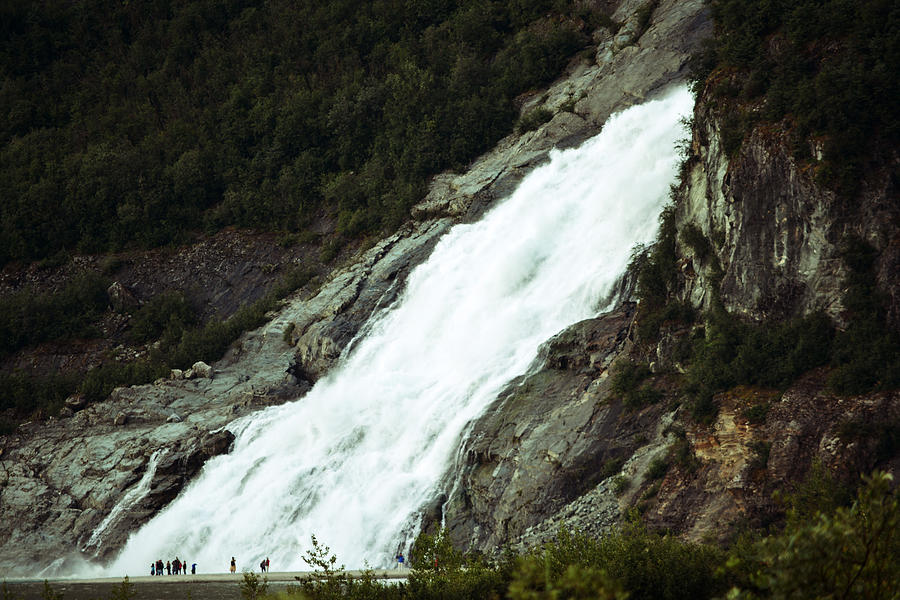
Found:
<box><xmin>5</xmin><ymin>570</ymin><xmax>411</xmax><ymax>585</ymax></box>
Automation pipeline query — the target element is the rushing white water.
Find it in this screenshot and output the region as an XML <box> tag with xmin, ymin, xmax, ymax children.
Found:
<box><xmin>107</xmin><ymin>86</ymin><xmax>693</xmax><ymax>576</ymax></box>
<box><xmin>84</xmin><ymin>449</ymin><xmax>168</xmax><ymax>554</ymax></box>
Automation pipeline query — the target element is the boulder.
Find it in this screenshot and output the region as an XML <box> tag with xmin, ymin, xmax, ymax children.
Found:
<box><xmin>107</xmin><ymin>281</ymin><xmax>139</xmax><ymax>313</ymax></box>
<box><xmin>113</xmin><ymin>411</ymin><xmax>128</xmax><ymax>426</ymax></box>
<box><xmin>64</xmin><ymin>394</ymin><xmax>87</xmax><ymax>412</ymax></box>
<box><xmin>191</xmin><ymin>361</ymin><xmax>213</xmax><ymax>378</ymax></box>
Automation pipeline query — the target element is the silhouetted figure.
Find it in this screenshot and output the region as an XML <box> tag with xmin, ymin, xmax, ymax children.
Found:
<box><xmin>192</xmin><ymin>563</ymin><xmax>196</xmax><ymax>575</ymax></box>
<box><xmin>230</xmin><ymin>557</ymin><xmax>236</xmax><ymax>573</ymax></box>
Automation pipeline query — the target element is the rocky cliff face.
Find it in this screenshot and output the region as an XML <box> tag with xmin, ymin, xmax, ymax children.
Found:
<box><xmin>672</xmin><ymin>100</ymin><xmax>899</xmax><ymax>327</ymax></box>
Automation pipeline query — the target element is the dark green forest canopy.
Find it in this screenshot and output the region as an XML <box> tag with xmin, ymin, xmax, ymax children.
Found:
<box><xmin>0</xmin><ymin>0</ymin><xmax>604</xmax><ymax>266</ymax></box>
<box><xmin>695</xmin><ymin>0</ymin><xmax>899</xmax><ymax>195</ymax></box>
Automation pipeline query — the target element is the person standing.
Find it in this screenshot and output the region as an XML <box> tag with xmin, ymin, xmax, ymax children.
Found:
<box><xmin>192</xmin><ymin>563</ymin><xmax>196</xmax><ymax>575</ymax></box>
<box><xmin>151</xmin><ymin>563</ymin><xmax>155</xmax><ymax>576</ymax></box>
<box><xmin>230</xmin><ymin>557</ymin><xmax>236</xmax><ymax>573</ymax></box>
<box><xmin>265</xmin><ymin>557</ymin><xmax>270</xmax><ymax>572</ymax></box>
<box><xmin>166</xmin><ymin>560</ymin><xmax>171</xmax><ymax>575</ymax></box>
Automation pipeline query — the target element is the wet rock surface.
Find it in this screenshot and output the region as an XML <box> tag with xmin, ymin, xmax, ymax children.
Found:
<box><xmin>437</xmin><ymin>306</ymin><xmax>643</xmax><ymax>552</ymax></box>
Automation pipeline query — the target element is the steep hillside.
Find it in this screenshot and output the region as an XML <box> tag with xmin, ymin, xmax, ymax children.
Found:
<box><xmin>0</xmin><ymin>0</ymin><xmax>898</xmax><ymax>580</ymax></box>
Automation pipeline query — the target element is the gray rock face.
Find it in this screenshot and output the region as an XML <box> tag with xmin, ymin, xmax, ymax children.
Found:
<box><xmin>437</xmin><ymin>307</ymin><xmax>649</xmax><ymax>553</ymax></box>
<box><xmin>672</xmin><ymin>101</ymin><xmax>900</xmax><ymax>326</ymax></box>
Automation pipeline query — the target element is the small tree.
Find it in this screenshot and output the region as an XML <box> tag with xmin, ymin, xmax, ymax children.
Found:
<box><xmin>107</xmin><ymin>577</ymin><xmax>135</xmax><ymax>600</ymax></box>
<box><xmin>239</xmin><ymin>572</ymin><xmax>268</xmax><ymax>600</ymax></box>
<box><xmin>299</xmin><ymin>535</ymin><xmax>348</xmax><ymax>600</ymax></box>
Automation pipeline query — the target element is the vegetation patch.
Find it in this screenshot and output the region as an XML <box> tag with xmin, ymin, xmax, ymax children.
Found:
<box><xmin>827</xmin><ymin>235</ymin><xmax>900</xmax><ymax>394</ymax></box>
<box><xmin>516</xmin><ymin>107</ymin><xmax>554</xmax><ymax>133</ymax></box>
<box><xmin>611</xmin><ymin>361</ymin><xmax>662</xmax><ymax>409</ymax></box>
<box><xmin>692</xmin><ymin>1</ymin><xmax>899</xmax><ymax>198</ymax></box>
<box><xmin>0</xmin><ymin>272</ymin><xmax>109</xmax><ymax>357</ymax></box>
<box><xmin>0</xmin><ymin>0</ymin><xmax>608</xmax><ymax>266</ymax></box>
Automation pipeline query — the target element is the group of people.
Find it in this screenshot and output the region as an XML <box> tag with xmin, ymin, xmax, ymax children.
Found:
<box><xmin>151</xmin><ymin>557</ymin><xmax>195</xmax><ymax>576</ymax></box>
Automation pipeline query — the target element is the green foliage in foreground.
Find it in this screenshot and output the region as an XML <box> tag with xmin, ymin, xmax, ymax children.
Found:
<box><xmin>725</xmin><ymin>471</ymin><xmax>900</xmax><ymax>600</ymax></box>
<box><xmin>250</xmin><ymin>473</ymin><xmax>898</xmax><ymax>600</ymax></box>
<box><xmin>5</xmin><ymin>473</ymin><xmax>896</xmax><ymax>599</ymax></box>
<box><xmin>0</xmin><ymin>0</ymin><xmax>606</xmax><ymax>265</ymax></box>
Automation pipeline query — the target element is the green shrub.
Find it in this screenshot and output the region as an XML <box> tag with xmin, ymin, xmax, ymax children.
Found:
<box><xmin>741</xmin><ymin>403</ymin><xmax>769</xmax><ymax>425</ymax></box>
<box><xmin>611</xmin><ymin>361</ymin><xmax>663</xmax><ymax>408</ymax></box>
<box><xmin>80</xmin><ymin>359</ymin><xmax>168</xmax><ymax>404</ymax></box>
<box><xmin>647</xmin><ymin>457</ymin><xmax>669</xmax><ymax>480</ymax></box>
<box><xmin>726</xmin><ymin>471</ymin><xmax>899</xmax><ymax>600</ymax></box>
<box><xmin>612</xmin><ymin>475</ymin><xmax>631</xmax><ymax>496</ymax></box>
<box><xmin>530</xmin><ymin>525</ymin><xmax>726</xmax><ymax>600</ymax></box>
<box><xmin>108</xmin><ymin>577</ymin><xmax>136</xmax><ymax>600</ymax></box>
<box><xmin>0</xmin><ymin>272</ymin><xmax>109</xmax><ymax>357</ymax></box>
<box><xmin>516</xmin><ymin>107</ymin><xmax>554</xmax><ymax>133</ymax></box>
<box><xmin>748</xmin><ymin>440</ymin><xmax>771</xmax><ymax>471</ymax></box>
<box><xmin>129</xmin><ymin>290</ymin><xmax>197</xmax><ymax>343</ymax></box>
<box><xmin>599</xmin><ymin>457</ymin><xmax>625</xmax><ymax>481</ymax></box>
<box><xmin>780</xmin><ymin>461</ymin><xmax>853</xmax><ymax>528</ymax></box>
<box><xmin>0</xmin><ymin>370</ymin><xmax>79</xmax><ymax>420</ymax></box>
<box><xmin>680</xmin><ymin>223</ymin><xmax>712</xmax><ymax>261</ymax></box>
<box><xmin>683</xmin><ymin>309</ymin><xmax>834</xmax><ymax>421</ymax></box>
<box><xmin>508</xmin><ymin>558</ymin><xmax>626</xmax><ymax>600</ymax></box>
<box><xmin>408</xmin><ymin>529</ymin><xmax>509</xmax><ymax>600</ymax></box>
<box><xmin>240</xmin><ymin>572</ymin><xmax>268</xmax><ymax>600</ymax></box>
<box><xmin>828</xmin><ymin>235</ymin><xmax>900</xmax><ymax>395</ymax></box>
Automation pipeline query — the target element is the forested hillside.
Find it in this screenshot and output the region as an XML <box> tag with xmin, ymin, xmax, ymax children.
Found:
<box><xmin>1</xmin><ymin>0</ymin><xmax>608</xmax><ymax>265</ymax></box>
<box><xmin>693</xmin><ymin>0</ymin><xmax>899</xmax><ymax>196</ymax></box>
<box><xmin>0</xmin><ymin>0</ymin><xmax>609</xmax><ymax>432</ymax></box>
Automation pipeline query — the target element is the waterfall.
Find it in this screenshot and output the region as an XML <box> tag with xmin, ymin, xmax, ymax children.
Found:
<box><xmin>107</xmin><ymin>86</ymin><xmax>693</xmax><ymax>576</ymax></box>
<box><xmin>84</xmin><ymin>449</ymin><xmax>168</xmax><ymax>554</ymax></box>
